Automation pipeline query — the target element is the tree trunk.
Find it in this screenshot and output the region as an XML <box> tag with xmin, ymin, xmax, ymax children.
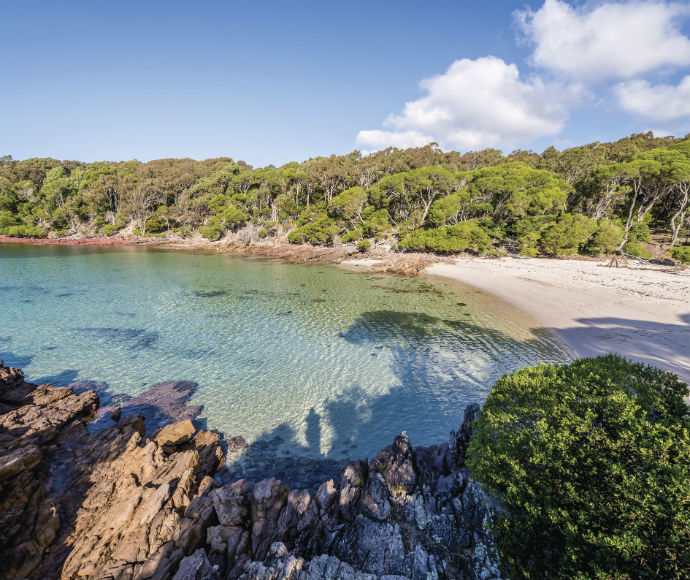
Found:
<box><xmin>670</xmin><ymin>182</ymin><xmax>689</xmax><ymax>248</ymax></box>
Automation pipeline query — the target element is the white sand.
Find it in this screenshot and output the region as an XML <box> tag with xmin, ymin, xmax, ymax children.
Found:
<box><xmin>424</xmin><ymin>257</ymin><xmax>689</xmax><ymax>384</ymax></box>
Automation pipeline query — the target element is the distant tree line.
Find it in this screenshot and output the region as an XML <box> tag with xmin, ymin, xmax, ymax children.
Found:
<box><xmin>1</xmin><ymin>132</ymin><xmax>689</xmax><ymax>261</ymax></box>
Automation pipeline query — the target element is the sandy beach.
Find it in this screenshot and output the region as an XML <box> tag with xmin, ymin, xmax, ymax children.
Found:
<box><xmin>346</xmin><ymin>255</ymin><xmax>690</xmax><ymax>384</ymax></box>
<box><xmin>427</xmin><ymin>257</ymin><xmax>690</xmax><ymax>383</ymax></box>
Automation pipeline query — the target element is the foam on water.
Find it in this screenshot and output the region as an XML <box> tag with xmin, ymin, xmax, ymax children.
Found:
<box><xmin>1</xmin><ymin>244</ymin><xmax>572</xmax><ymax>478</ymax></box>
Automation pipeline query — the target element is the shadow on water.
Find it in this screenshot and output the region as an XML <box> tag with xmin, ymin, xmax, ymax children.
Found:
<box><xmin>0</xmin><ymin>351</ymin><xmax>34</xmax><ymax>369</ymax></box>
<box><xmin>89</xmin><ymin>380</ymin><xmax>204</xmax><ymax>435</ymax></box>
<box><xmin>220</xmin><ymin>309</ymin><xmax>573</xmax><ymax>490</ymax></box>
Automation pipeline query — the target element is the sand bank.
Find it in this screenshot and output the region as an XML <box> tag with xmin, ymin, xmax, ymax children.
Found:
<box><xmin>419</xmin><ymin>256</ymin><xmax>689</xmax><ymax>383</ymax></box>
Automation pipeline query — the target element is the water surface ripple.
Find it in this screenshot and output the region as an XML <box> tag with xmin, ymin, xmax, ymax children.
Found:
<box><xmin>1</xmin><ymin>245</ymin><xmax>572</xmax><ymax>486</ymax></box>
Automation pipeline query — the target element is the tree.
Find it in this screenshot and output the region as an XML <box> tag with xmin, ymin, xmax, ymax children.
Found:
<box><xmin>467</xmin><ymin>163</ymin><xmax>571</xmax><ymax>223</ymax></box>
<box><xmin>467</xmin><ymin>355</ymin><xmax>690</xmax><ymax>580</ymax></box>
<box><xmin>327</xmin><ymin>186</ymin><xmax>368</xmax><ymax>227</ymax></box>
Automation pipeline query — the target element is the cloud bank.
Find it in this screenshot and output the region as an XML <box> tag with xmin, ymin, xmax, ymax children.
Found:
<box><xmin>357</xmin><ymin>0</ymin><xmax>690</xmax><ymax>153</ymax></box>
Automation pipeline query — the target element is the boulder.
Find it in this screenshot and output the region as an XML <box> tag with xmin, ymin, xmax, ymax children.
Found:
<box><xmin>155</xmin><ymin>419</ymin><xmax>196</xmax><ymax>452</ymax></box>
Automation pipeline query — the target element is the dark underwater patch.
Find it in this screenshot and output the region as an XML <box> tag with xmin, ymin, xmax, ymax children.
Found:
<box><xmin>74</xmin><ymin>327</ymin><xmax>159</xmax><ymax>350</ymax></box>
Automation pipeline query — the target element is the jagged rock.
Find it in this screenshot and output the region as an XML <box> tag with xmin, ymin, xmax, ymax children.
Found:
<box><xmin>211</xmin><ymin>479</ymin><xmax>250</xmax><ymax>526</ymax></box>
<box><xmin>315</xmin><ymin>479</ymin><xmax>337</xmax><ymax>516</ymax></box>
<box><xmin>156</xmin><ymin>419</ymin><xmax>196</xmax><ymax>452</ymax></box>
<box><xmin>369</xmin><ymin>433</ymin><xmax>417</xmax><ymax>501</ymax></box>
<box><xmin>0</xmin><ymin>444</ymin><xmax>42</xmax><ymax>481</ymax></box>
<box><xmin>0</xmin><ymin>359</ymin><xmax>504</xmax><ymax>580</ymax></box>
<box><xmin>333</xmin><ymin>515</ymin><xmax>406</xmax><ymax>577</ymax></box>
<box><xmin>359</xmin><ymin>473</ymin><xmax>391</xmax><ymax>522</ymax></box>
<box><xmin>172</xmin><ymin>547</ymin><xmax>216</xmax><ymax>580</ymax></box>
<box><xmin>450</xmin><ymin>403</ymin><xmax>480</xmax><ymax>466</ymax></box>
<box><xmin>338</xmin><ymin>460</ymin><xmax>367</xmax><ymax>521</ymax></box>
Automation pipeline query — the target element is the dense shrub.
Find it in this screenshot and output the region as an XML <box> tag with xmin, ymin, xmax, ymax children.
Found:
<box><xmin>589</xmin><ymin>218</ymin><xmax>625</xmax><ymax>253</ymax></box>
<box><xmin>623</xmin><ymin>240</ymin><xmax>651</xmax><ymax>258</ymax></box>
<box><xmin>357</xmin><ymin>238</ymin><xmax>371</xmax><ymax>252</ymax></box>
<box><xmin>199</xmin><ymin>216</ymin><xmax>224</xmax><ymax>240</ymax></box>
<box><xmin>0</xmin><ymin>224</ymin><xmax>46</xmax><ymax>237</ymax></box>
<box><xmin>539</xmin><ymin>213</ymin><xmax>598</xmax><ymax>255</ymax></box>
<box><xmin>398</xmin><ymin>220</ymin><xmax>491</xmax><ymax>253</ymax></box>
<box><xmin>287</xmin><ymin>215</ymin><xmax>339</xmax><ymax>245</ymax></box>
<box><xmin>467</xmin><ymin>355</ymin><xmax>690</xmax><ymax>580</ymax></box>
<box><xmin>144</xmin><ymin>213</ymin><xmax>168</xmax><ymax>233</ymax></box>
<box><xmin>671</xmin><ymin>245</ymin><xmax>690</xmax><ymax>264</ymax></box>
<box><xmin>341</xmin><ymin>228</ymin><xmax>363</xmax><ymax>243</ymax></box>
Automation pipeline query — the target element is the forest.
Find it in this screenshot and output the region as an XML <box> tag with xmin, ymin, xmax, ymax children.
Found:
<box><xmin>1</xmin><ymin>132</ymin><xmax>689</xmax><ymax>262</ymax></box>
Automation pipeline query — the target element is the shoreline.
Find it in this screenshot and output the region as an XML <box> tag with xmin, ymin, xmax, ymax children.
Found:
<box><xmin>420</xmin><ymin>256</ymin><xmax>689</xmax><ymax>384</ymax></box>
<box><xmin>4</xmin><ymin>234</ymin><xmax>688</xmax><ymax>383</ymax></box>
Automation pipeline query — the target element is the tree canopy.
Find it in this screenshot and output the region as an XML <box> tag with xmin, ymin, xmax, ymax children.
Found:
<box><xmin>1</xmin><ymin>132</ymin><xmax>688</xmax><ymax>259</ymax></box>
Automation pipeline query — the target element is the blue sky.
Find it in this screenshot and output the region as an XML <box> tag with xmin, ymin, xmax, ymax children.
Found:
<box><xmin>1</xmin><ymin>0</ymin><xmax>688</xmax><ymax>167</ymax></box>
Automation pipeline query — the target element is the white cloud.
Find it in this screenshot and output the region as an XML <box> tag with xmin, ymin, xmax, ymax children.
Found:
<box><xmin>356</xmin><ymin>56</ymin><xmax>573</xmax><ymax>152</ymax></box>
<box><xmin>355</xmin><ymin>129</ymin><xmax>434</xmax><ymax>150</ymax></box>
<box><xmin>515</xmin><ymin>0</ymin><xmax>690</xmax><ymax>82</ymax></box>
<box><xmin>614</xmin><ymin>75</ymin><xmax>690</xmax><ymax>123</ymax></box>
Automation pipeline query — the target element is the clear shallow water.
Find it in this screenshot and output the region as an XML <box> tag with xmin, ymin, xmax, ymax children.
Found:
<box><xmin>1</xmin><ymin>245</ymin><xmax>572</xmax><ymax>481</ymax></box>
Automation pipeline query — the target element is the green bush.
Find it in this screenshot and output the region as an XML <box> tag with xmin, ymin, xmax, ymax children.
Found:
<box><xmin>0</xmin><ymin>224</ymin><xmax>46</xmax><ymax>237</ymax></box>
<box><xmin>362</xmin><ymin>208</ymin><xmax>391</xmax><ymax>237</ymax></box>
<box><xmin>628</xmin><ymin>221</ymin><xmax>651</xmax><ymax>243</ymax></box>
<box><xmin>623</xmin><ymin>240</ymin><xmax>651</xmax><ymax>258</ymax></box>
<box><xmin>341</xmin><ymin>228</ymin><xmax>363</xmax><ymax>243</ymax></box>
<box><xmin>589</xmin><ymin>218</ymin><xmax>625</xmax><ymax>254</ymax></box>
<box><xmin>539</xmin><ymin>213</ymin><xmax>597</xmax><ymax>255</ymax></box>
<box><xmin>102</xmin><ymin>223</ymin><xmax>125</xmax><ymax>236</ymax></box>
<box><xmin>221</xmin><ymin>205</ymin><xmax>249</xmax><ymax>229</ymax></box>
<box><xmin>144</xmin><ymin>214</ymin><xmax>168</xmax><ymax>233</ymax></box>
<box><xmin>0</xmin><ymin>210</ymin><xmax>19</xmax><ymax>229</ymax></box>
<box><xmin>671</xmin><ymin>245</ymin><xmax>690</xmax><ymax>264</ymax></box>
<box><xmin>287</xmin><ymin>215</ymin><xmax>339</xmax><ymax>245</ymax></box>
<box><xmin>199</xmin><ymin>216</ymin><xmax>224</xmax><ymax>240</ymax></box>
<box><xmin>398</xmin><ymin>220</ymin><xmax>491</xmax><ymax>254</ymax></box>
<box><xmin>257</xmin><ymin>227</ymin><xmax>268</xmax><ymax>238</ymax></box>
<box><xmin>357</xmin><ymin>238</ymin><xmax>371</xmax><ymax>252</ymax></box>
<box><xmin>467</xmin><ymin>355</ymin><xmax>690</xmax><ymax>580</ymax></box>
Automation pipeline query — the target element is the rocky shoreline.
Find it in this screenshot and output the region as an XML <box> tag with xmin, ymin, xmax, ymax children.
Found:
<box><xmin>0</xmin><ymin>360</ymin><xmax>502</xmax><ymax>580</ymax></box>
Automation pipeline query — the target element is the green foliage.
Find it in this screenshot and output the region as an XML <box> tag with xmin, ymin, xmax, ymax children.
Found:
<box><xmin>467</xmin><ymin>355</ymin><xmax>690</xmax><ymax>580</ymax></box>
<box><xmin>539</xmin><ymin>213</ymin><xmax>598</xmax><ymax>255</ymax></box>
<box><xmin>199</xmin><ymin>216</ymin><xmax>224</xmax><ymax>240</ymax></box>
<box><xmin>623</xmin><ymin>241</ymin><xmax>651</xmax><ymax>258</ymax></box>
<box><xmin>671</xmin><ymin>246</ymin><xmax>690</xmax><ymax>264</ymax></box>
<box><xmin>287</xmin><ymin>214</ymin><xmax>339</xmax><ymax>246</ymax></box>
<box><xmin>0</xmin><ymin>211</ymin><xmax>46</xmax><ymax>237</ymax></box>
<box><xmin>0</xmin><ymin>134</ymin><xmax>687</xmax><ymax>256</ymax></box>
<box><xmin>340</xmin><ymin>228</ymin><xmax>363</xmax><ymax>243</ymax></box>
<box><xmin>328</xmin><ymin>186</ymin><xmax>368</xmax><ymax>225</ymax></box>
<box><xmin>257</xmin><ymin>227</ymin><xmax>268</xmax><ymax>238</ymax></box>
<box><xmin>628</xmin><ymin>220</ymin><xmax>651</xmax><ymax>243</ymax></box>
<box><xmin>590</xmin><ymin>218</ymin><xmax>625</xmax><ymax>254</ymax></box>
<box><xmin>398</xmin><ymin>220</ymin><xmax>491</xmax><ymax>254</ymax></box>
<box><xmin>362</xmin><ymin>208</ymin><xmax>391</xmax><ymax>237</ymax></box>
<box><xmin>468</xmin><ymin>163</ymin><xmax>571</xmax><ymax>221</ymax></box>
<box><xmin>102</xmin><ymin>223</ymin><xmax>124</xmax><ymax>235</ymax></box>
<box><xmin>145</xmin><ymin>213</ymin><xmax>168</xmax><ymax>234</ymax></box>
<box><xmin>221</xmin><ymin>205</ymin><xmax>249</xmax><ymax>229</ymax></box>
<box><xmin>357</xmin><ymin>238</ymin><xmax>371</xmax><ymax>252</ymax></box>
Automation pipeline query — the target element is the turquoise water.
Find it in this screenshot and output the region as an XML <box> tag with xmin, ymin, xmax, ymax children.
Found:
<box><xmin>1</xmin><ymin>245</ymin><xmax>571</xmax><ymax>476</ymax></box>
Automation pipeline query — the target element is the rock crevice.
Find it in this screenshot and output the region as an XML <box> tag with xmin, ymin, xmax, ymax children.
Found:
<box><xmin>0</xmin><ymin>361</ymin><xmax>501</xmax><ymax>580</ymax></box>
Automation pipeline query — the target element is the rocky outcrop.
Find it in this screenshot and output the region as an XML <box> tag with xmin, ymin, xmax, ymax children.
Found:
<box><xmin>0</xmin><ymin>360</ymin><xmax>502</xmax><ymax>580</ymax></box>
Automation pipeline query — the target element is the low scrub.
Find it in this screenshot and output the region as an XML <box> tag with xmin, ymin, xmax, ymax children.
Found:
<box><xmin>467</xmin><ymin>355</ymin><xmax>690</xmax><ymax>580</ymax></box>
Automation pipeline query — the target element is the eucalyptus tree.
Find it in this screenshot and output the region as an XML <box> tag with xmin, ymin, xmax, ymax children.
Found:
<box><xmin>467</xmin><ymin>162</ymin><xmax>571</xmax><ymax>223</ymax></box>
